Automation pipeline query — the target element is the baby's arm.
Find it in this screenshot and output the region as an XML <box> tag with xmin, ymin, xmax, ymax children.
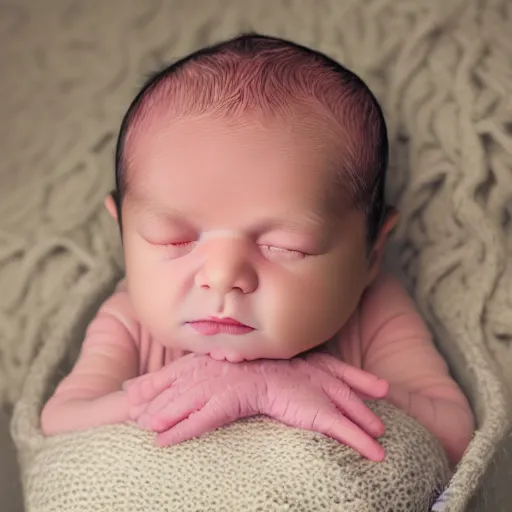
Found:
<box><xmin>359</xmin><ymin>273</ymin><xmax>475</xmax><ymax>466</ymax></box>
<box><xmin>40</xmin><ymin>284</ymin><xmax>140</xmax><ymax>435</ymax></box>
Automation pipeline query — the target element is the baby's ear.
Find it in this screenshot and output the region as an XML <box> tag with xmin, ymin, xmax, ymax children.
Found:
<box><xmin>366</xmin><ymin>207</ymin><xmax>399</xmax><ymax>283</ymax></box>
<box><xmin>104</xmin><ymin>192</ymin><xmax>118</xmax><ymax>221</ymax></box>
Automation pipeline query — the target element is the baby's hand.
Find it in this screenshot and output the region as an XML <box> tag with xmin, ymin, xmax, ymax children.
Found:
<box><xmin>124</xmin><ymin>353</ymin><xmax>388</xmax><ymax>461</ymax></box>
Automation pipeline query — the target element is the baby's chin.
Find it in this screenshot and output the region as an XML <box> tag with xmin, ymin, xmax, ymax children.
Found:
<box><xmin>158</xmin><ymin>328</ymin><xmax>312</xmax><ymax>362</ymax></box>
<box><xmin>167</xmin><ymin>338</ymin><xmax>259</xmax><ymax>363</ymax></box>
<box><xmin>208</xmin><ymin>349</ymin><xmax>247</xmax><ymax>363</ymax></box>
<box><xmin>204</xmin><ymin>346</ymin><xmax>305</xmax><ymax>363</ymax></box>
<box><xmin>189</xmin><ymin>345</ymin><xmax>294</xmax><ymax>363</ymax></box>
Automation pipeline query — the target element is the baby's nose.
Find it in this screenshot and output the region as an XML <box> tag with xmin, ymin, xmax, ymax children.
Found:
<box><xmin>195</xmin><ymin>239</ymin><xmax>258</xmax><ymax>295</ymax></box>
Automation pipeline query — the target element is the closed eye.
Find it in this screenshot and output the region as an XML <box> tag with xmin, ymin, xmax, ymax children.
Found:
<box><xmin>170</xmin><ymin>241</ymin><xmax>196</xmax><ymax>248</ymax></box>
<box><xmin>259</xmin><ymin>245</ymin><xmax>307</xmax><ymax>260</ymax></box>
<box><xmin>160</xmin><ymin>240</ymin><xmax>197</xmax><ymax>257</ymax></box>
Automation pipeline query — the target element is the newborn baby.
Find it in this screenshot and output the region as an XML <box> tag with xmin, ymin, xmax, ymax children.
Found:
<box><xmin>41</xmin><ymin>33</ymin><xmax>474</xmax><ymax>467</ymax></box>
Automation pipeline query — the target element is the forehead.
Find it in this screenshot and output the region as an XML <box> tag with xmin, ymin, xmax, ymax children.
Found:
<box><xmin>124</xmin><ymin>113</ymin><xmax>344</xmax><ymax>225</ymax></box>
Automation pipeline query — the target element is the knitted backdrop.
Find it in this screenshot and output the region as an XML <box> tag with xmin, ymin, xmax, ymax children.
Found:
<box><xmin>1</xmin><ymin>0</ymin><xmax>511</xmax><ymax>511</ymax></box>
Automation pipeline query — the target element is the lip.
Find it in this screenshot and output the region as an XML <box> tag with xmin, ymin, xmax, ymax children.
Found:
<box><xmin>207</xmin><ymin>316</ymin><xmax>248</xmax><ymax>326</ymax></box>
<box><xmin>187</xmin><ymin>317</ymin><xmax>254</xmax><ymax>335</ymax></box>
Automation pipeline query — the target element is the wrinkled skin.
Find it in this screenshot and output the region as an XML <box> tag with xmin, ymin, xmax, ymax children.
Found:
<box><xmin>124</xmin><ymin>352</ymin><xmax>389</xmax><ymax>461</ymax></box>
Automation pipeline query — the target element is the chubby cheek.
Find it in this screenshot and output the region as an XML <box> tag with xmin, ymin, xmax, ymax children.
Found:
<box><xmin>123</xmin><ymin>244</ymin><xmax>184</xmax><ymax>339</ymax></box>
<box><xmin>264</xmin><ymin>260</ymin><xmax>367</xmax><ymax>355</ymax></box>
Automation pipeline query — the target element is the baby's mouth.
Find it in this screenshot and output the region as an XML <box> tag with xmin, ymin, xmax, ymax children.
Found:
<box><xmin>187</xmin><ymin>316</ymin><xmax>254</xmax><ymax>335</ymax></box>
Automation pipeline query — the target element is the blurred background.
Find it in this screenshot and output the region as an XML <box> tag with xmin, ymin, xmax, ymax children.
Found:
<box><xmin>1</xmin><ymin>1</ymin><xmax>511</xmax><ymax>511</ymax></box>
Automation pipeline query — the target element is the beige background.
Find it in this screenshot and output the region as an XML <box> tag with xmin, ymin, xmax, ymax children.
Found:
<box><xmin>1</xmin><ymin>1</ymin><xmax>511</xmax><ymax>510</ymax></box>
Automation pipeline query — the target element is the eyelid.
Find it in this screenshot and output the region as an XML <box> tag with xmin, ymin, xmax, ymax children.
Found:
<box><xmin>162</xmin><ymin>240</ymin><xmax>197</xmax><ymax>258</ymax></box>
<box><xmin>140</xmin><ymin>227</ymin><xmax>197</xmax><ymax>244</ymax></box>
<box><xmin>260</xmin><ymin>244</ymin><xmax>305</xmax><ymax>253</ymax></box>
<box><xmin>169</xmin><ymin>241</ymin><xmax>196</xmax><ymax>247</ymax></box>
<box><xmin>259</xmin><ymin>244</ymin><xmax>308</xmax><ymax>259</ymax></box>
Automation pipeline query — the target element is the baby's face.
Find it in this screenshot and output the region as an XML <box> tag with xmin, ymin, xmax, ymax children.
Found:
<box><xmin>119</xmin><ymin>113</ymin><xmax>375</xmax><ymax>361</ymax></box>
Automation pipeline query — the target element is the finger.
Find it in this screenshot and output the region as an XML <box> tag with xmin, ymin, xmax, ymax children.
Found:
<box><xmin>322</xmin><ymin>377</ymin><xmax>385</xmax><ymax>438</ymax></box>
<box><xmin>155</xmin><ymin>396</ymin><xmax>241</xmax><ymax>446</ymax></box>
<box><xmin>312</xmin><ymin>406</ymin><xmax>385</xmax><ymax>462</ymax></box>
<box><xmin>266</xmin><ymin>398</ymin><xmax>385</xmax><ymax>462</ymax></box>
<box><xmin>139</xmin><ymin>381</ymin><xmax>214</xmax><ymax>432</ymax></box>
<box><xmin>137</xmin><ymin>354</ymin><xmax>231</xmax><ymax>406</ymax></box>
<box><xmin>138</xmin><ymin>389</ymin><xmax>204</xmax><ymax>432</ymax></box>
<box><xmin>308</xmin><ymin>353</ymin><xmax>388</xmax><ymax>397</ymax></box>
<box><xmin>122</xmin><ymin>373</ymin><xmax>152</xmax><ymax>391</ymax></box>
<box><xmin>125</xmin><ymin>354</ymin><xmax>210</xmax><ymax>405</ymax></box>
<box><xmin>306</xmin><ymin>353</ymin><xmax>388</xmax><ymax>398</ymax></box>
<box><xmin>122</xmin><ymin>375</ymin><xmax>150</xmax><ymax>399</ymax></box>
<box><xmin>125</xmin><ymin>370</ymin><xmax>178</xmax><ymax>406</ymax></box>
<box><xmin>142</xmin><ymin>381</ymin><xmax>188</xmax><ymax>419</ymax></box>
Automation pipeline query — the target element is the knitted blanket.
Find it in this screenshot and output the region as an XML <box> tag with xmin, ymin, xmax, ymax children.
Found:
<box><xmin>20</xmin><ymin>402</ymin><xmax>452</xmax><ymax>511</ymax></box>
<box><xmin>2</xmin><ymin>0</ymin><xmax>512</xmax><ymax>511</ymax></box>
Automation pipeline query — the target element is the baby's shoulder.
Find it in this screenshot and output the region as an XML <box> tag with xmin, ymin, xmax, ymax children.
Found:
<box><xmin>357</xmin><ymin>271</ymin><xmax>430</xmax><ymax>348</ymax></box>
<box><xmin>321</xmin><ymin>273</ymin><xmax>417</xmax><ymax>366</ymax></box>
<box><xmin>359</xmin><ymin>271</ymin><xmax>418</xmax><ymax>319</ymax></box>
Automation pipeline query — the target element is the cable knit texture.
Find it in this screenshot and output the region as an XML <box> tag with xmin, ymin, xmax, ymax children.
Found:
<box><xmin>2</xmin><ymin>0</ymin><xmax>511</xmax><ymax>511</ymax></box>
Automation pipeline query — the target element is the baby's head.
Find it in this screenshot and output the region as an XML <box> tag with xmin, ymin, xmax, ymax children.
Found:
<box><xmin>107</xmin><ymin>33</ymin><xmax>397</xmax><ymax>362</ymax></box>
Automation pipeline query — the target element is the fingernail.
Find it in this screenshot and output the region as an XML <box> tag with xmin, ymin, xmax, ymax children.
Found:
<box><xmin>377</xmin><ymin>379</ymin><xmax>389</xmax><ymax>395</ymax></box>
<box><xmin>372</xmin><ymin>446</ymin><xmax>386</xmax><ymax>462</ymax></box>
<box><xmin>374</xmin><ymin>422</ymin><xmax>385</xmax><ymax>438</ymax></box>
